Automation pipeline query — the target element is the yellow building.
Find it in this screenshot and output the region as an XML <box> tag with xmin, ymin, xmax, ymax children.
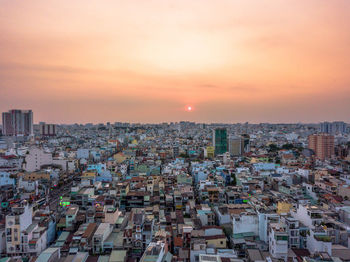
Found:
<box><xmin>205</xmin><ymin>236</ymin><xmax>227</xmax><ymax>248</ymax></box>
<box><xmin>81</xmin><ymin>171</ymin><xmax>96</xmax><ymax>180</ymax></box>
<box><xmin>277</xmin><ymin>201</ymin><xmax>292</xmax><ymax>214</ymax></box>
<box><xmin>120</xmin><ymin>182</ymin><xmax>130</xmax><ymax>196</ymax></box>
<box><xmin>250</xmin><ymin>157</ymin><xmax>258</xmax><ymax>163</ymax></box>
<box><xmin>22</xmin><ymin>172</ymin><xmax>51</xmax><ymax>181</ymax></box>
<box><xmin>206</xmin><ymin>146</ymin><xmax>215</xmax><ymax>159</ymax></box>
<box><xmin>113</xmin><ymin>152</ymin><xmax>128</xmax><ymax>163</ymax></box>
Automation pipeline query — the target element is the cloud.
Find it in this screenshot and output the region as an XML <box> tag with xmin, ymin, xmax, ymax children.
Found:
<box><xmin>0</xmin><ymin>62</ymin><xmax>93</xmax><ymax>74</ymax></box>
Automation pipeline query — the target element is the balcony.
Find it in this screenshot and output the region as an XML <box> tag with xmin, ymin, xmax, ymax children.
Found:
<box><xmin>314</xmin><ymin>235</ymin><xmax>332</xmax><ymax>242</ymax></box>
<box><xmin>289</xmin><ymin>224</ymin><xmax>296</xmax><ymax>229</ymax></box>
<box><xmin>310</xmin><ymin>213</ymin><xmax>322</xmax><ymax>219</ymax></box>
<box><xmin>275</xmin><ymin>235</ymin><xmax>288</xmax><ymax>242</ymax></box>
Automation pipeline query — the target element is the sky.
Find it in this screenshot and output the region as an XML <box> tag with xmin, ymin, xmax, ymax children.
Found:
<box><xmin>1</xmin><ymin>0</ymin><xmax>350</xmax><ymax>124</ymax></box>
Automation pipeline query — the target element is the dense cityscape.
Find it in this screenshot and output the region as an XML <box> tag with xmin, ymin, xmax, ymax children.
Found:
<box><xmin>1</xmin><ymin>109</ymin><xmax>350</xmax><ymax>262</ymax></box>
<box><xmin>1</xmin><ymin>1</ymin><xmax>350</xmax><ymax>261</ymax></box>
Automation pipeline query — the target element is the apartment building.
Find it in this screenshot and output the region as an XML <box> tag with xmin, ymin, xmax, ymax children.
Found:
<box><xmin>92</xmin><ymin>223</ymin><xmax>113</xmax><ymax>254</ymax></box>
<box><xmin>308</xmin><ymin>134</ymin><xmax>334</xmax><ymax>160</ymax></box>
<box><xmin>268</xmin><ymin>223</ymin><xmax>288</xmax><ymax>260</ymax></box>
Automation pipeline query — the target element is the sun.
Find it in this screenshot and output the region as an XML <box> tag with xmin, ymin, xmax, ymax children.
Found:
<box><xmin>186</xmin><ymin>106</ymin><xmax>193</xmax><ymax>112</ymax></box>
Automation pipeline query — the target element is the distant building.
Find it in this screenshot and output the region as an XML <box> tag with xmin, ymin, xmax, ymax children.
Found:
<box><xmin>228</xmin><ymin>136</ymin><xmax>244</xmax><ymax>156</ymax></box>
<box><xmin>320</xmin><ymin>121</ymin><xmax>347</xmax><ymax>134</ymax></box>
<box><xmin>204</xmin><ymin>146</ymin><xmax>215</xmax><ymax>159</ymax></box>
<box><xmin>213</xmin><ymin>128</ymin><xmax>227</xmax><ymax>155</ymax></box>
<box><xmin>39</xmin><ymin>123</ymin><xmax>57</xmax><ymax>136</ymax></box>
<box><xmin>23</xmin><ymin>147</ymin><xmax>53</xmax><ymax>172</ymax></box>
<box><xmin>2</xmin><ymin>109</ymin><xmax>33</xmax><ymax>136</ymax></box>
<box><xmin>77</xmin><ymin>149</ymin><xmax>90</xmax><ymax>159</ymax></box>
<box><xmin>173</xmin><ymin>146</ymin><xmax>179</xmax><ymax>158</ymax></box>
<box><xmin>0</xmin><ymin>171</ymin><xmax>15</xmax><ymax>186</ymax></box>
<box><xmin>241</xmin><ymin>134</ymin><xmax>250</xmax><ymax>153</ymax></box>
<box><xmin>308</xmin><ymin>134</ymin><xmax>334</xmax><ymax>160</ymax></box>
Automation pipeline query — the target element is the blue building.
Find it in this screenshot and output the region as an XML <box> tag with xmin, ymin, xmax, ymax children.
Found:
<box><xmin>0</xmin><ymin>172</ymin><xmax>15</xmax><ymax>186</ymax></box>
<box><xmin>96</xmin><ymin>170</ymin><xmax>113</xmax><ymax>182</ymax></box>
<box><xmin>87</xmin><ymin>163</ymin><xmax>107</xmax><ymax>174</ymax></box>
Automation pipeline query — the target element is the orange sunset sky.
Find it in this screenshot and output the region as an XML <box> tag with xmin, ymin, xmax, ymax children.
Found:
<box><xmin>1</xmin><ymin>0</ymin><xmax>349</xmax><ymax>124</ymax></box>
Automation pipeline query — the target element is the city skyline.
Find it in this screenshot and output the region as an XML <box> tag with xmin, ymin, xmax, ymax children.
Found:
<box><xmin>1</xmin><ymin>0</ymin><xmax>350</xmax><ymax>124</ymax></box>
<box><xmin>1</xmin><ymin>108</ymin><xmax>350</xmax><ymax>126</ymax></box>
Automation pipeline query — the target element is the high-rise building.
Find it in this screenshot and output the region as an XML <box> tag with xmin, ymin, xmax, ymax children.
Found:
<box><xmin>213</xmin><ymin>128</ymin><xmax>228</xmax><ymax>155</ymax></box>
<box><xmin>173</xmin><ymin>145</ymin><xmax>179</xmax><ymax>158</ymax></box>
<box><xmin>39</xmin><ymin>122</ymin><xmax>57</xmax><ymax>136</ymax></box>
<box><xmin>320</xmin><ymin>121</ymin><xmax>347</xmax><ymax>134</ymax></box>
<box><xmin>308</xmin><ymin>133</ymin><xmax>334</xmax><ymax>160</ymax></box>
<box><xmin>242</xmin><ymin>134</ymin><xmax>250</xmax><ymax>153</ymax></box>
<box><xmin>228</xmin><ymin>136</ymin><xmax>244</xmax><ymax>156</ymax></box>
<box><xmin>2</xmin><ymin>109</ymin><xmax>33</xmax><ymax>136</ymax></box>
<box><xmin>228</xmin><ymin>134</ymin><xmax>250</xmax><ymax>156</ymax></box>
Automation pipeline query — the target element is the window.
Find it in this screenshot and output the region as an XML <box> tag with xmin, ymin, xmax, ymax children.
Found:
<box><xmin>276</xmin><ymin>235</ymin><xmax>288</xmax><ymax>241</ymax></box>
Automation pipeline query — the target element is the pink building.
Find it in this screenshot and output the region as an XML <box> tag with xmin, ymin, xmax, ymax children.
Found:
<box><xmin>308</xmin><ymin>133</ymin><xmax>334</xmax><ymax>160</ymax></box>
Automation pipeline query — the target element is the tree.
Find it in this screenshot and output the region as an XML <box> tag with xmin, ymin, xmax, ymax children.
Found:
<box><xmin>268</xmin><ymin>144</ymin><xmax>279</xmax><ymax>152</ymax></box>
<box><xmin>179</xmin><ymin>153</ymin><xmax>189</xmax><ymax>158</ymax></box>
<box><xmin>297</xmin><ymin>146</ymin><xmax>304</xmax><ymax>152</ymax></box>
<box><xmin>9</xmin><ymin>174</ymin><xmax>17</xmax><ymax>179</ymax></box>
<box><xmin>231</xmin><ymin>173</ymin><xmax>237</xmax><ymax>186</ymax></box>
<box><xmin>222</xmin><ymin>226</ymin><xmax>233</xmax><ymax>238</ymax></box>
<box><xmin>282</xmin><ymin>143</ymin><xmax>294</xmax><ymax>150</ymax></box>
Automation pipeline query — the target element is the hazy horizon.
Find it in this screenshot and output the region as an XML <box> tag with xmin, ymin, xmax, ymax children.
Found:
<box><xmin>1</xmin><ymin>0</ymin><xmax>350</xmax><ymax>124</ymax></box>
<box><xmin>1</xmin><ymin>115</ymin><xmax>347</xmax><ymax>126</ymax></box>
